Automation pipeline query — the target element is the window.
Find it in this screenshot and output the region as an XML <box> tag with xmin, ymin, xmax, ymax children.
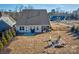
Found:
<box><xmin>37</xmin><ymin>26</ymin><xmax>39</xmax><ymax>30</ymax></box>
<box><xmin>20</xmin><ymin>26</ymin><xmax>24</xmax><ymax>30</ymax></box>
<box><xmin>26</xmin><ymin>27</ymin><xmax>27</xmax><ymax>31</ymax></box>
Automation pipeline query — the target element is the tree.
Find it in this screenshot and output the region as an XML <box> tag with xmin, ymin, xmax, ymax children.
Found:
<box><xmin>56</xmin><ymin>7</ymin><xmax>60</xmax><ymax>13</ymax></box>
<box><xmin>0</xmin><ymin>41</ymin><xmax>3</xmax><ymax>50</ymax></box>
<box><xmin>27</xmin><ymin>5</ymin><xmax>34</xmax><ymax>9</ymax></box>
<box><xmin>11</xmin><ymin>29</ymin><xmax>16</xmax><ymax>37</ymax></box>
<box><xmin>2</xmin><ymin>34</ymin><xmax>7</xmax><ymax>46</ymax></box>
<box><xmin>19</xmin><ymin>4</ymin><xmax>24</xmax><ymax>12</ymax></box>
<box><xmin>5</xmin><ymin>31</ymin><xmax>10</xmax><ymax>42</ymax></box>
<box><xmin>15</xmin><ymin>5</ymin><xmax>18</xmax><ymax>12</ymax></box>
<box><xmin>51</xmin><ymin>9</ymin><xmax>55</xmax><ymax>13</ymax></box>
<box><xmin>8</xmin><ymin>29</ymin><xmax>12</xmax><ymax>37</ymax></box>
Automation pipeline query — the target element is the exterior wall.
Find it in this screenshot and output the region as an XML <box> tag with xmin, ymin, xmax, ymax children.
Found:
<box><xmin>16</xmin><ymin>25</ymin><xmax>50</xmax><ymax>33</ymax></box>
<box><xmin>35</xmin><ymin>26</ymin><xmax>41</xmax><ymax>32</ymax></box>
<box><xmin>0</xmin><ymin>18</ymin><xmax>16</xmax><ymax>32</ymax></box>
<box><xmin>0</xmin><ymin>20</ymin><xmax>10</xmax><ymax>31</ymax></box>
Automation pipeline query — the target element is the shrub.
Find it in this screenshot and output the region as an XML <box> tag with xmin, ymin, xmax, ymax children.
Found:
<box><xmin>8</xmin><ymin>29</ymin><xmax>13</xmax><ymax>37</ymax></box>
<box><xmin>2</xmin><ymin>35</ymin><xmax>8</xmax><ymax>46</ymax></box>
<box><xmin>77</xmin><ymin>27</ymin><xmax>79</xmax><ymax>32</ymax></box>
<box><xmin>75</xmin><ymin>27</ymin><xmax>79</xmax><ymax>35</ymax></box>
<box><xmin>5</xmin><ymin>31</ymin><xmax>10</xmax><ymax>42</ymax></box>
<box><xmin>12</xmin><ymin>29</ymin><xmax>16</xmax><ymax>36</ymax></box>
<box><xmin>70</xmin><ymin>26</ymin><xmax>75</xmax><ymax>32</ymax></box>
<box><xmin>75</xmin><ymin>27</ymin><xmax>78</xmax><ymax>33</ymax></box>
<box><xmin>0</xmin><ymin>41</ymin><xmax>3</xmax><ymax>50</ymax></box>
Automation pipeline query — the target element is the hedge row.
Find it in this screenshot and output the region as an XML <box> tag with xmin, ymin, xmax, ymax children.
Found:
<box><xmin>0</xmin><ymin>29</ymin><xmax>16</xmax><ymax>50</ymax></box>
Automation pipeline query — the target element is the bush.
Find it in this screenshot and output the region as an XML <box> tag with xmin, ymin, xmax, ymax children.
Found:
<box><xmin>70</xmin><ymin>26</ymin><xmax>75</xmax><ymax>32</ymax></box>
<box><xmin>12</xmin><ymin>29</ymin><xmax>16</xmax><ymax>36</ymax></box>
<box><xmin>5</xmin><ymin>31</ymin><xmax>10</xmax><ymax>42</ymax></box>
<box><xmin>2</xmin><ymin>35</ymin><xmax>8</xmax><ymax>46</ymax></box>
<box><xmin>77</xmin><ymin>27</ymin><xmax>79</xmax><ymax>32</ymax></box>
<box><xmin>8</xmin><ymin>29</ymin><xmax>13</xmax><ymax>37</ymax></box>
<box><xmin>0</xmin><ymin>41</ymin><xmax>3</xmax><ymax>50</ymax></box>
<box><xmin>74</xmin><ymin>27</ymin><xmax>79</xmax><ymax>35</ymax></box>
<box><xmin>75</xmin><ymin>27</ymin><xmax>78</xmax><ymax>33</ymax></box>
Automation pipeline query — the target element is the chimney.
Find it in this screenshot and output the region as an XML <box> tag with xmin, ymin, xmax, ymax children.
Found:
<box><xmin>0</xmin><ymin>12</ymin><xmax>2</xmax><ymax>17</ymax></box>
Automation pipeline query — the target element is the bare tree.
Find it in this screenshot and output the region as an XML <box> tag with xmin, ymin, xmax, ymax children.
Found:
<box><xmin>19</xmin><ymin>4</ymin><xmax>24</xmax><ymax>12</ymax></box>
<box><xmin>56</xmin><ymin>7</ymin><xmax>60</xmax><ymax>13</ymax></box>
<box><xmin>27</xmin><ymin>5</ymin><xmax>34</xmax><ymax>9</ymax></box>
<box><xmin>15</xmin><ymin>5</ymin><xmax>18</xmax><ymax>12</ymax></box>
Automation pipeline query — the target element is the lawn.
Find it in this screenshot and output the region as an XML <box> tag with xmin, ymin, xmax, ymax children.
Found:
<box><xmin>1</xmin><ymin>21</ymin><xmax>79</xmax><ymax>54</ymax></box>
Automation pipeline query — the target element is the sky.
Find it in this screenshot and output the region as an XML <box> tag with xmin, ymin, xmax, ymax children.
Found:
<box><xmin>0</xmin><ymin>4</ymin><xmax>79</xmax><ymax>12</ymax></box>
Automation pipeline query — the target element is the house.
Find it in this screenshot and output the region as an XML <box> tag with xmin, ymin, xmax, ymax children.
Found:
<box><xmin>0</xmin><ymin>12</ymin><xmax>16</xmax><ymax>39</ymax></box>
<box><xmin>0</xmin><ymin>12</ymin><xmax>16</xmax><ymax>32</ymax></box>
<box><xmin>50</xmin><ymin>13</ymin><xmax>70</xmax><ymax>21</ymax></box>
<box><xmin>15</xmin><ymin>9</ymin><xmax>51</xmax><ymax>35</ymax></box>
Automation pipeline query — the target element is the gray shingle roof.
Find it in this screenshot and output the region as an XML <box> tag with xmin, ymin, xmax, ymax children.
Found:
<box><xmin>0</xmin><ymin>12</ymin><xmax>16</xmax><ymax>27</ymax></box>
<box><xmin>16</xmin><ymin>9</ymin><xmax>50</xmax><ymax>25</ymax></box>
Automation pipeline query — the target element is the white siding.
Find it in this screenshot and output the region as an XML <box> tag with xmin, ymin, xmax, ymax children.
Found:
<box><xmin>16</xmin><ymin>25</ymin><xmax>49</xmax><ymax>33</ymax></box>
<box><xmin>16</xmin><ymin>26</ymin><xmax>20</xmax><ymax>31</ymax></box>
<box><xmin>26</xmin><ymin>26</ymin><xmax>31</xmax><ymax>32</ymax></box>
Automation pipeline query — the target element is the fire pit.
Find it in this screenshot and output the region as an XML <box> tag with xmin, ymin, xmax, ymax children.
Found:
<box><xmin>45</xmin><ymin>36</ymin><xmax>65</xmax><ymax>49</ymax></box>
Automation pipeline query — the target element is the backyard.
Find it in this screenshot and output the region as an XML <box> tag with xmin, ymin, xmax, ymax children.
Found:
<box><xmin>1</xmin><ymin>21</ymin><xmax>79</xmax><ymax>54</ymax></box>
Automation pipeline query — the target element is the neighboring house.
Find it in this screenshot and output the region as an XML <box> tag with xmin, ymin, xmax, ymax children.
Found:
<box><xmin>0</xmin><ymin>12</ymin><xmax>16</xmax><ymax>41</ymax></box>
<box><xmin>50</xmin><ymin>13</ymin><xmax>70</xmax><ymax>21</ymax></box>
<box><xmin>0</xmin><ymin>12</ymin><xmax>16</xmax><ymax>32</ymax></box>
<box><xmin>15</xmin><ymin>9</ymin><xmax>51</xmax><ymax>35</ymax></box>
<box><xmin>0</xmin><ymin>12</ymin><xmax>16</xmax><ymax>44</ymax></box>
